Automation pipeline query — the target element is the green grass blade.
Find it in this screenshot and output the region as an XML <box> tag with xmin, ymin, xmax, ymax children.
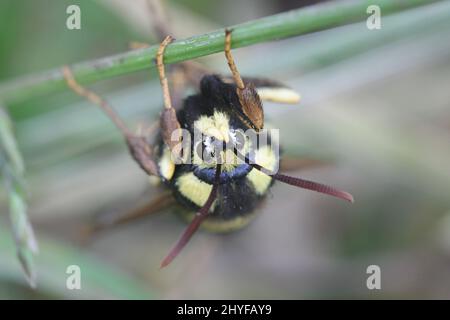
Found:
<box><xmin>0</xmin><ymin>0</ymin><xmax>443</xmax><ymax>105</ymax></box>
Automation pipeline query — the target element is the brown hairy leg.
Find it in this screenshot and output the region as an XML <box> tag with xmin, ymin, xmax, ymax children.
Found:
<box><xmin>156</xmin><ymin>36</ymin><xmax>183</xmax><ymax>157</ymax></box>
<box><xmin>224</xmin><ymin>29</ymin><xmax>245</xmax><ymax>90</ymax></box>
<box><xmin>80</xmin><ymin>191</ymin><xmax>175</xmax><ymax>242</ymax></box>
<box><xmin>224</xmin><ymin>29</ymin><xmax>264</xmax><ymax>131</ymax></box>
<box><xmin>62</xmin><ymin>66</ymin><xmax>159</xmax><ymax>176</ymax></box>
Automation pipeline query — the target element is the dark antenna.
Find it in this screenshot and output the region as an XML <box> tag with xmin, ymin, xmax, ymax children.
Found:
<box><xmin>233</xmin><ymin>149</ymin><xmax>354</xmax><ymax>203</ymax></box>
<box><xmin>253</xmin><ymin>163</ymin><xmax>353</xmax><ymax>203</ymax></box>
<box><xmin>160</xmin><ymin>164</ymin><xmax>222</xmax><ymax>268</ymax></box>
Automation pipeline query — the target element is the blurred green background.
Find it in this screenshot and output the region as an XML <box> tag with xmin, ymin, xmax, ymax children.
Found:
<box><xmin>1</xmin><ymin>0</ymin><xmax>450</xmax><ymax>299</ymax></box>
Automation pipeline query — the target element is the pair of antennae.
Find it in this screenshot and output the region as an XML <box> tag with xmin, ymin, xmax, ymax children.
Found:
<box><xmin>63</xmin><ymin>30</ymin><xmax>353</xmax><ymax>268</ymax></box>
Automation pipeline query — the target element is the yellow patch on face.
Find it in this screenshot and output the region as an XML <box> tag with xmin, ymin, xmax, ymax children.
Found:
<box><xmin>176</xmin><ymin>172</ymin><xmax>214</xmax><ymax>208</ymax></box>
<box><xmin>158</xmin><ymin>146</ymin><xmax>175</xmax><ymax>180</ymax></box>
<box><xmin>194</xmin><ymin>111</ymin><xmax>230</xmax><ymax>142</ymax></box>
<box><xmin>247</xmin><ymin>145</ymin><xmax>278</xmax><ymax>195</ymax></box>
<box><xmin>257</xmin><ymin>87</ymin><xmax>301</xmax><ymax>104</ymax></box>
<box><xmin>192</xmin><ymin>111</ymin><xmax>248</xmax><ymax>171</ymax></box>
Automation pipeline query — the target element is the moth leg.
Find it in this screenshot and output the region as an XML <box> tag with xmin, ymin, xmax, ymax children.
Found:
<box><xmin>224</xmin><ymin>29</ymin><xmax>245</xmax><ymax>90</ymax></box>
<box><xmin>224</xmin><ymin>29</ymin><xmax>265</xmax><ymax>131</ymax></box>
<box><xmin>128</xmin><ymin>40</ymin><xmax>188</xmax><ymax>112</ymax></box>
<box><xmin>62</xmin><ymin>66</ymin><xmax>159</xmax><ymax>176</ymax></box>
<box><xmin>80</xmin><ymin>191</ymin><xmax>175</xmax><ymax>242</ymax></box>
<box><xmin>62</xmin><ymin>66</ymin><xmax>131</xmax><ymax>136</ymax></box>
<box><xmin>156</xmin><ymin>36</ymin><xmax>183</xmax><ymax>158</ymax></box>
<box><xmin>224</xmin><ymin>29</ymin><xmax>300</xmax><ymax>104</ymax></box>
<box><xmin>157</xmin><ymin>36</ymin><xmax>175</xmax><ymax>112</ymax></box>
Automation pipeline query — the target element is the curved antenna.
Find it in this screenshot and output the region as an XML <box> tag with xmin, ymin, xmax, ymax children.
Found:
<box><xmin>160</xmin><ymin>164</ymin><xmax>222</xmax><ymax>268</ymax></box>
<box><xmin>254</xmin><ymin>162</ymin><xmax>354</xmax><ymax>203</ymax></box>
<box><xmin>233</xmin><ymin>148</ymin><xmax>353</xmax><ymax>203</ymax></box>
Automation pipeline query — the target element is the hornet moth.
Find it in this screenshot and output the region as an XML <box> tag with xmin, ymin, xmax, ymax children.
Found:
<box><xmin>62</xmin><ymin>29</ymin><xmax>353</xmax><ymax>268</ymax></box>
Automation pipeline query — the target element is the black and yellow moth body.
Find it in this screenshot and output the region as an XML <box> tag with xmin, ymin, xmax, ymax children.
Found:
<box><xmin>155</xmin><ymin>75</ymin><xmax>279</xmax><ymax>232</ymax></box>
<box><xmin>61</xmin><ymin>31</ymin><xmax>350</xmax><ymax>268</ymax></box>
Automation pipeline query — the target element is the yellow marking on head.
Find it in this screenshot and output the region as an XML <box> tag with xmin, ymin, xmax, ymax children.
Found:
<box><xmin>194</xmin><ymin>111</ymin><xmax>230</xmax><ymax>142</ymax></box>
<box><xmin>247</xmin><ymin>145</ymin><xmax>277</xmax><ymax>195</ymax></box>
<box><xmin>257</xmin><ymin>87</ymin><xmax>301</xmax><ymax>104</ymax></box>
<box><xmin>176</xmin><ymin>172</ymin><xmax>214</xmax><ymax>208</ymax></box>
<box><xmin>192</xmin><ymin>110</ymin><xmax>254</xmax><ymax>171</ymax></box>
<box><xmin>158</xmin><ymin>146</ymin><xmax>175</xmax><ymax>180</ymax></box>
